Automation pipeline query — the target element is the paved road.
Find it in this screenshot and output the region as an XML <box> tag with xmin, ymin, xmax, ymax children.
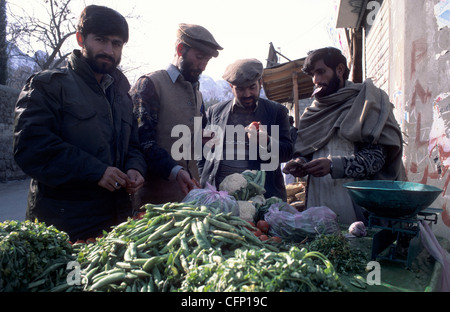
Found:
<box><xmin>0</xmin><ymin>178</ymin><xmax>29</xmax><ymax>222</ymax></box>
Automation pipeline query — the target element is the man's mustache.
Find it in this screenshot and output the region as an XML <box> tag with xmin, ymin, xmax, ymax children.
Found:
<box><xmin>95</xmin><ymin>54</ymin><xmax>115</xmax><ymax>63</ymax></box>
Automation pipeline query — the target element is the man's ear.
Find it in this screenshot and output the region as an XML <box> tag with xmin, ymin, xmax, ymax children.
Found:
<box><xmin>176</xmin><ymin>43</ymin><xmax>185</xmax><ymax>57</ymax></box>
<box><xmin>336</xmin><ymin>63</ymin><xmax>346</xmax><ymax>79</ymax></box>
<box><xmin>76</xmin><ymin>32</ymin><xmax>84</xmax><ymax>48</ymax></box>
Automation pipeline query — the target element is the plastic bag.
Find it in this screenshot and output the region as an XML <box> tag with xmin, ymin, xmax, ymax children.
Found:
<box><xmin>419</xmin><ymin>221</ymin><xmax>450</xmax><ymax>292</ymax></box>
<box><xmin>182</xmin><ymin>183</ymin><xmax>239</xmax><ymax>216</ymax></box>
<box><xmin>265</xmin><ymin>204</ymin><xmax>339</xmax><ymax>242</ymax></box>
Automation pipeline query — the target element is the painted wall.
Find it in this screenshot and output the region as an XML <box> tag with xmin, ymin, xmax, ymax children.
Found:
<box><xmin>390</xmin><ymin>0</ymin><xmax>450</xmax><ymax>238</ymax></box>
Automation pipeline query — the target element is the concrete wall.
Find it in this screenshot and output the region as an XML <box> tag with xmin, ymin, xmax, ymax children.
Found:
<box><xmin>0</xmin><ymin>85</ymin><xmax>26</xmax><ymax>182</ymax></box>
<box><xmin>389</xmin><ymin>0</ymin><xmax>450</xmax><ymax>238</ymax></box>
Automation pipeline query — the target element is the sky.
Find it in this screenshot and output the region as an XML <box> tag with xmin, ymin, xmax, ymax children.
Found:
<box><xmin>7</xmin><ymin>0</ymin><xmax>340</xmax><ymax>84</ymax></box>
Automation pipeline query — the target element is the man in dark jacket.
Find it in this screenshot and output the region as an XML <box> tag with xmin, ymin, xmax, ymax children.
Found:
<box><xmin>199</xmin><ymin>59</ymin><xmax>292</xmax><ymax>201</ymax></box>
<box><xmin>13</xmin><ymin>5</ymin><xmax>147</xmax><ymax>241</ymax></box>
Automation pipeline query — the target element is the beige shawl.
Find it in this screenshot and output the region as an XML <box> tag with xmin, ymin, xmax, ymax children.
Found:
<box><xmin>294</xmin><ymin>79</ymin><xmax>405</xmax><ymax>181</ymax></box>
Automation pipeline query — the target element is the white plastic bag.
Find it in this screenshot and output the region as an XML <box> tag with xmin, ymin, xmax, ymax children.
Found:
<box><xmin>265</xmin><ymin>204</ymin><xmax>339</xmax><ymax>242</ymax></box>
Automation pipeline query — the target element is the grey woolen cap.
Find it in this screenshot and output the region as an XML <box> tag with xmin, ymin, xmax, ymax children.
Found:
<box><xmin>222</xmin><ymin>58</ymin><xmax>264</xmax><ymax>87</ymax></box>
<box><xmin>177</xmin><ymin>23</ymin><xmax>223</xmax><ymax>57</ymax></box>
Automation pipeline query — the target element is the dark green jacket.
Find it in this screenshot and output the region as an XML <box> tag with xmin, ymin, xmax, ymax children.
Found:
<box><xmin>13</xmin><ymin>50</ymin><xmax>147</xmax><ymax>241</ymax></box>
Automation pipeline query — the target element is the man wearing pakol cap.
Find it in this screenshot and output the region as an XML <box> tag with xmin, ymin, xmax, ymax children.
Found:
<box><xmin>283</xmin><ymin>47</ymin><xmax>405</xmax><ymax>224</ymax></box>
<box><xmin>130</xmin><ymin>23</ymin><xmax>222</xmax><ymax>205</ymax></box>
<box><xmin>198</xmin><ymin>58</ymin><xmax>293</xmax><ymax>201</ymax></box>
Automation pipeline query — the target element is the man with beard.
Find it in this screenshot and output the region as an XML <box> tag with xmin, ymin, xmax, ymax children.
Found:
<box><xmin>13</xmin><ymin>5</ymin><xmax>147</xmax><ymax>242</ymax></box>
<box><xmin>199</xmin><ymin>59</ymin><xmax>293</xmax><ymax>201</ymax></box>
<box><xmin>130</xmin><ymin>23</ymin><xmax>222</xmax><ymax>205</ymax></box>
<box><xmin>283</xmin><ymin>47</ymin><xmax>405</xmax><ymax>224</ymax></box>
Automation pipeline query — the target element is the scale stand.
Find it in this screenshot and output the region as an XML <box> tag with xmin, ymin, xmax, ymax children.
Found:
<box><xmin>368</xmin><ymin>208</ymin><xmax>441</xmax><ymax>269</ymax></box>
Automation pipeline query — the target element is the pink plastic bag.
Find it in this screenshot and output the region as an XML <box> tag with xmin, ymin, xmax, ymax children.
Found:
<box><xmin>182</xmin><ymin>183</ymin><xmax>239</xmax><ymax>216</ymax></box>
<box><xmin>419</xmin><ymin>221</ymin><xmax>450</xmax><ymax>292</ymax></box>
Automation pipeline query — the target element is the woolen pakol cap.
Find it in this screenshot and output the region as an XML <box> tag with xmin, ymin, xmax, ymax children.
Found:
<box><xmin>177</xmin><ymin>23</ymin><xmax>223</xmax><ymax>57</ymax></box>
<box><xmin>223</xmin><ymin>58</ymin><xmax>263</xmax><ymax>87</ymax></box>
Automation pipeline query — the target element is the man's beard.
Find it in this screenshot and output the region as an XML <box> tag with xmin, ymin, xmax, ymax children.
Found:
<box><xmin>84</xmin><ymin>46</ymin><xmax>120</xmax><ymax>75</ymax></box>
<box><xmin>237</xmin><ymin>95</ymin><xmax>258</xmax><ymax>109</ymax></box>
<box><xmin>315</xmin><ymin>71</ymin><xmax>341</xmax><ymax>99</ymax></box>
<box><xmin>180</xmin><ymin>57</ymin><xmax>202</xmax><ymax>83</ymax></box>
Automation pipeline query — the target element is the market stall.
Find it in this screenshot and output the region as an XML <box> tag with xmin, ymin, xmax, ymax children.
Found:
<box><xmin>1</xmin><ymin>171</ymin><xmax>448</xmax><ymax>292</ymax></box>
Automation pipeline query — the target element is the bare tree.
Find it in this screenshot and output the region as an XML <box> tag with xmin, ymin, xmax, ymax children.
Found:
<box><xmin>0</xmin><ymin>0</ymin><xmax>7</xmax><ymax>84</ymax></box>
<box><xmin>7</xmin><ymin>0</ymin><xmax>77</xmax><ymax>71</ymax></box>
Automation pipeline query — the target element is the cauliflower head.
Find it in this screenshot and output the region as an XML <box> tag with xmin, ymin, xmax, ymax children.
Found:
<box><xmin>218</xmin><ymin>173</ymin><xmax>248</xmax><ymax>195</ymax></box>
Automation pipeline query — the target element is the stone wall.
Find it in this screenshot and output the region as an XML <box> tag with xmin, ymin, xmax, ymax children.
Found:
<box><xmin>0</xmin><ymin>85</ymin><xmax>26</xmax><ymax>181</ymax></box>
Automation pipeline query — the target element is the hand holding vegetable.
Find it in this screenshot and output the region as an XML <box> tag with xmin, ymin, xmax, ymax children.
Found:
<box><xmin>245</xmin><ymin>121</ymin><xmax>269</xmax><ymax>145</ymax></box>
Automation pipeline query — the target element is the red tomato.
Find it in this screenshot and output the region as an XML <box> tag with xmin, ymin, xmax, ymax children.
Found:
<box><xmin>74</xmin><ymin>240</ymin><xmax>86</xmax><ymax>245</ymax></box>
<box><xmin>252</xmin><ymin>229</ymin><xmax>263</xmax><ymax>237</ymax></box>
<box><xmin>136</xmin><ymin>212</ymin><xmax>146</xmax><ymax>219</ymax></box>
<box><xmin>245</xmin><ymin>221</ymin><xmax>256</xmax><ymax>231</ymax></box>
<box><xmin>250</xmin><ymin>121</ymin><xmax>260</xmax><ymax>130</ymax></box>
<box><xmin>270</xmin><ymin>236</ymin><xmax>282</xmax><ymax>243</ymax></box>
<box><xmin>86</xmin><ymin>237</ymin><xmax>96</xmax><ymax>244</ymax></box>
<box><xmin>259</xmin><ymin>234</ymin><xmax>269</xmax><ymax>241</ymax></box>
<box><xmin>256</xmin><ymin>220</ymin><xmax>270</xmax><ymax>234</ymax></box>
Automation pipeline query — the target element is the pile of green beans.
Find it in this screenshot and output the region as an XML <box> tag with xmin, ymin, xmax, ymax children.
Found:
<box><xmin>61</xmin><ymin>201</ymin><xmax>345</xmax><ymax>292</ymax></box>
<box><xmin>69</xmin><ymin>202</ymin><xmax>280</xmax><ymax>292</ymax></box>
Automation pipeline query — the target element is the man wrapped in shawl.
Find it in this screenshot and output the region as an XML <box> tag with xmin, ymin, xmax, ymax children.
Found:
<box><xmin>283</xmin><ymin>47</ymin><xmax>406</xmax><ymax>224</ymax></box>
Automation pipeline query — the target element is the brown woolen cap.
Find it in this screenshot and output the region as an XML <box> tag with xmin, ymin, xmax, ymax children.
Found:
<box><xmin>177</xmin><ymin>23</ymin><xmax>223</xmax><ymax>57</ymax></box>
<box><xmin>222</xmin><ymin>58</ymin><xmax>263</xmax><ymax>87</ymax></box>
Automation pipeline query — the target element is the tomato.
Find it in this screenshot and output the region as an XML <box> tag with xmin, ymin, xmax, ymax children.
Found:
<box><xmin>259</xmin><ymin>234</ymin><xmax>269</xmax><ymax>241</ymax></box>
<box><xmin>256</xmin><ymin>220</ymin><xmax>270</xmax><ymax>234</ymax></box>
<box><xmin>74</xmin><ymin>240</ymin><xmax>86</xmax><ymax>245</ymax></box>
<box><xmin>249</xmin><ymin>121</ymin><xmax>260</xmax><ymax>131</ymax></box>
<box><xmin>245</xmin><ymin>221</ymin><xmax>256</xmax><ymax>231</ymax></box>
<box><xmin>86</xmin><ymin>237</ymin><xmax>96</xmax><ymax>244</ymax></box>
<box><xmin>270</xmin><ymin>236</ymin><xmax>282</xmax><ymax>243</ymax></box>
<box><xmin>252</xmin><ymin>229</ymin><xmax>263</xmax><ymax>237</ymax></box>
<box><xmin>133</xmin><ymin>211</ymin><xmax>146</xmax><ymax>220</ymax></box>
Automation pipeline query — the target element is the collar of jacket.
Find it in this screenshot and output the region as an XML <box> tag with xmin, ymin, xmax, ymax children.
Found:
<box><xmin>69</xmin><ymin>50</ymin><xmax>116</xmax><ymax>93</ymax></box>
<box><xmin>166</xmin><ymin>63</ymin><xmax>200</xmax><ymax>90</ymax></box>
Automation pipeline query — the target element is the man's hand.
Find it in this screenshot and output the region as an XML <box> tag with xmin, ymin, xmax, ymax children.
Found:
<box><xmin>98</xmin><ymin>166</ymin><xmax>131</xmax><ymax>192</ymax></box>
<box><xmin>302</xmin><ymin>157</ymin><xmax>332</xmax><ymax>177</ymax></box>
<box><xmin>176</xmin><ymin>169</ymin><xmax>201</xmax><ymax>195</ymax></box>
<box><xmin>283</xmin><ymin>158</ymin><xmax>307</xmax><ymax>178</ymax></box>
<box><xmin>283</xmin><ymin>157</ymin><xmax>332</xmax><ymax>178</ymax></box>
<box><xmin>126</xmin><ymin>169</ymin><xmax>145</xmax><ymax>194</ymax></box>
<box><xmin>246</xmin><ymin>121</ymin><xmax>270</xmax><ymax>145</ymax></box>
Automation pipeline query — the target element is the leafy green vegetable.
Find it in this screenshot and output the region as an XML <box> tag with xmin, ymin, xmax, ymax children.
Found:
<box><xmin>0</xmin><ymin>220</ymin><xmax>75</xmax><ymax>292</ymax></box>
<box><xmin>307</xmin><ymin>232</ymin><xmax>367</xmax><ymax>274</ymax></box>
